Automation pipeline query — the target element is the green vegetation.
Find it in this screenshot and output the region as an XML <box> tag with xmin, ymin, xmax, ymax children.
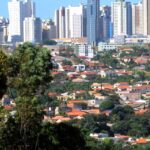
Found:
<box><xmin>0</xmin><ymin>50</ymin><xmax>8</xmax><ymax>98</ymax></box>
<box><xmin>0</xmin><ymin>43</ymin><xmax>87</xmax><ymax>150</ymax></box>
<box><xmin>93</xmin><ymin>51</ymin><xmax>120</xmax><ymax>68</ymax></box>
<box><xmin>43</xmin><ymin>40</ymin><xmax>57</xmax><ymax>45</ymax></box>
<box><xmin>48</xmin><ymin>81</ymin><xmax>91</xmax><ymax>93</ymax></box>
<box><xmin>111</xmin><ymin>105</ymin><xmax>134</xmax><ymax>122</ymax></box>
<box><xmin>0</xmin><ymin>43</ymin><xmax>150</xmax><ymax>149</ymax></box>
<box><xmin>112</xmin><ymin>112</ymin><xmax>150</xmax><ymax>137</ymax></box>
<box><xmin>100</xmin><ymin>100</ymin><xmax>115</xmax><ymax>111</ymax></box>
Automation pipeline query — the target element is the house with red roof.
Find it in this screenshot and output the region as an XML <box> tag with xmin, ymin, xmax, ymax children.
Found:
<box><xmin>66</xmin><ymin>109</ymin><xmax>87</xmax><ymax>118</ymax></box>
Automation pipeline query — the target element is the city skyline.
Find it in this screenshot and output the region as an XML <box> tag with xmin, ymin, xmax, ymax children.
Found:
<box><xmin>0</xmin><ymin>0</ymin><xmax>139</xmax><ymax>19</ymax></box>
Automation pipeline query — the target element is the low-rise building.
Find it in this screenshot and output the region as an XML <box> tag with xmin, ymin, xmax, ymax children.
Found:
<box><xmin>98</xmin><ymin>42</ymin><xmax>121</xmax><ymax>51</ymax></box>
<box><xmin>74</xmin><ymin>44</ymin><xmax>94</xmax><ymax>58</ymax></box>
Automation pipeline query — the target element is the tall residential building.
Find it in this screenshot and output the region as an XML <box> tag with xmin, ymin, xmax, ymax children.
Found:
<box><xmin>23</xmin><ymin>17</ymin><xmax>42</xmax><ymax>43</ymax></box>
<box><xmin>143</xmin><ymin>0</ymin><xmax>150</xmax><ymax>35</ymax></box>
<box><xmin>54</xmin><ymin>10</ymin><xmax>60</xmax><ymax>38</ymax></box>
<box><xmin>8</xmin><ymin>0</ymin><xmax>35</xmax><ymax>43</ymax></box>
<box><xmin>54</xmin><ymin>4</ymin><xmax>86</xmax><ymax>39</ymax></box>
<box><xmin>111</xmin><ymin>0</ymin><xmax>132</xmax><ymax>36</ymax></box>
<box><xmin>54</xmin><ymin>7</ymin><xmax>66</xmax><ymax>38</ymax></box>
<box><xmin>132</xmin><ymin>2</ymin><xmax>143</xmax><ymax>35</ymax></box>
<box><xmin>87</xmin><ymin>0</ymin><xmax>100</xmax><ymax>45</ymax></box>
<box><xmin>100</xmin><ymin>6</ymin><xmax>111</xmax><ymax>41</ymax></box>
<box><xmin>67</xmin><ymin>5</ymin><xmax>86</xmax><ymax>38</ymax></box>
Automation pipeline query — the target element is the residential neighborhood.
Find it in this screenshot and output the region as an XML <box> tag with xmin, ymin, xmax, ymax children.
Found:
<box><xmin>1</xmin><ymin>42</ymin><xmax>150</xmax><ymax>148</ymax></box>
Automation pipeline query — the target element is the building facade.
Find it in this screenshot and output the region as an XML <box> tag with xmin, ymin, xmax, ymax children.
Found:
<box><xmin>23</xmin><ymin>17</ymin><xmax>42</xmax><ymax>43</ymax></box>
<box><xmin>100</xmin><ymin>6</ymin><xmax>111</xmax><ymax>42</ymax></box>
<box><xmin>8</xmin><ymin>0</ymin><xmax>35</xmax><ymax>43</ymax></box>
<box><xmin>68</xmin><ymin>5</ymin><xmax>86</xmax><ymax>38</ymax></box>
<box><xmin>143</xmin><ymin>0</ymin><xmax>150</xmax><ymax>35</ymax></box>
<box><xmin>132</xmin><ymin>2</ymin><xmax>143</xmax><ymax>35</ymax></box>
<box><xmin>75</xmin><ymin>44</ymin><xmax>94</xmax><ymax>58</ymax></box>
<box><xmin>111</xmin><ymin>0</ymin><xmax>132</xmax><ymax>36</ymax></box>
<box><xmin>54</xmin><ymin>4</ymin><xmax>86</xmax><ymax>39</ymax></box>
<box><xmin>87</xmin><ymin>0</ymin><xmax>100</xmax><ymax>45</ymax></box>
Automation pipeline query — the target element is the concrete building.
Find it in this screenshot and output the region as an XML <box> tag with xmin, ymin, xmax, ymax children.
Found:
<box><xmin>0</xmin><ymin>17</ymin><xmax>9</xmax><ymax>43</ymax></box>
<box><xmin>0</xmin><ymin>27</ymin><xmax>3</xmax><ymax>44</ymax></box>
<box><xmin>143</xmin><ymin>0</ymin><xmax>150</xmax><ymax>35</ymax></box>
<box><xmin>87</xmin><ymin>0</ymin><xmax>100</xmax><ymax>45</ymax></box>
<box><xmin>54</xmin><ymin>4</ymin><xmax>86</xmax><ymax>39</ymax></box>
<box><xmin>8</xmin><ymin>0</ymin><xmax>35</xmax><ymax>43</ymax></box>
<box><xmin>67</xmin><ymin>5</ymin><xmax>86</xmax><ymax>38</ymax></box>
<box><xmin>75</xmin><ymin>44</ymin><xmax>94</xmax><ymax>58</ymax></box>
<box><xmin>54</xmin><ymin>7</ymin><xmax>66</xmax><ymax>38</ymax></box>
<box><xmin>132</xmin><ymin>2</ymin><xmax>143</xmax><ymax>35</ymax></box>
<box><xmin>23</xmin><ymin>17</ymin><xmax>42</xmax><ymax>43</ymax></box>
<box><xmin>98</xmin><ymin>42</ymin><xmax>121</xmax><ymax>51</ymax></box>
<box><xmin>111</xmin><ymin>0</ymin><xmax>132</xmax><ymax>36</ymax></box>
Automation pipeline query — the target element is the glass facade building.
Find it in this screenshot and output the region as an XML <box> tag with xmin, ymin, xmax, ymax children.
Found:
<box><xmin>87</xmin><ymin>0</ymin><xmax>100</xmax><ymax>45</ymax></box>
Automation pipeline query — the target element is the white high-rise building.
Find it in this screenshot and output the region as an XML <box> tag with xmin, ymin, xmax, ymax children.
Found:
<box><xmin>24</xmin><ymin>17</ymin><xmax>42</xmax><ymax>43</ymax></box>
<box><xmin>54</xmin><ymin>4</ymin><xmax>86</xmax><ymax>39</ymax></box>
<box><xmin>8</xmin><ymin>0</ymin><xmax>35</xmax><ymax>43</ymax></box>
<box><xmin>132</xmin><ymin>2</ymin><xmax>143</xmax><ymax>35</ymax></box>
<box><xmin>8</xmin><ymin>0</ymin><xmax>24</xmax><ymax>42</ymax></box>
<box><xmin>143</xmin><ymin>0</ymin><xmax>150</xmax><ymax>35</ymax></box>
<box><xmin>67</xmin><ymin>5</ymin><xmax>85</xmax><ymax>38</ymax></box>
<box><xmin>111</xmin><ymin>0</ymin><xmax>132</xmax><ymax>36</ymax></box>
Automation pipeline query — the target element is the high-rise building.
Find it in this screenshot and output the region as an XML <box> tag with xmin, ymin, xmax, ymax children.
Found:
<box><xmin>42</xmin><ymin>19</ymin><xmax>56</xmax><ymax>41</ymax></box>
<box><xmin>67</xmin><ymin>5</ymin><xmax>86</xmax><ymax>38</ymax></box>
<box><xmin>87</xmin><ymin>0</ymin><xmax>100</xmax><ymax>45</ymax></box>
<box><xmin>8</xmin><ymin>0</ymin><xmax>35</xmax><ymax>43</ymax></box>
<box><xmin>100</xmin><ymin>6</ymin><xmax>111</xmax><ymax>41</ymax></box>
<box><xmin>111</xmin><ymin>0</ymin><xmax>132</xmax><ymax>36</ymax></box>
<box><xmin>8</xmin><ymin>0</ymin><xmax>24</xmax><ymax>42</ymax></box>
<box><xmin>143</xmin><ymin>0</ymin><xmax>150</xmax><ymax>35</ymax></box>
<box><xmin>0</xmin><ymin>27</ymin><xmax>4</xmax><ymax>44</ymax></box>
<box><xmin>54</xmin><ymin>7</ymin><xmax>66</xmax><ymax>38</ymax></box>
<box><xmin>54</xmin><ymin>4</ymin><xmax>86</xmax><ymax>39</ymax></box>
<box><xmin>0</xmin><ymin>17</ymin><xmax>9</xmax><ymax>43</ymax></box>
<box><xmin>132</xmin><ymin>2</ymin><xmax>143</xmax><ymax>35</ymax></box>
<box><xmin>23</xmin><ymin>17</ymin><xmax>42</xmax><ymax>43</ymax></box>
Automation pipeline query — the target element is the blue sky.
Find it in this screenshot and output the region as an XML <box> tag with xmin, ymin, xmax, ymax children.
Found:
<box><xmin>0</xmin><ymin>0</ymin><xmax>139</xmax><ymax>19</ymax></box>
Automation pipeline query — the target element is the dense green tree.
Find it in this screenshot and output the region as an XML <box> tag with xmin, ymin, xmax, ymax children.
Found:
<box><xmin>7</xmin><ymin>42</ymin><xmax>52</xmax><ymax>97</ymax></box>
<box><xmin>0</xmin><ymin>117</ymin><xmax>87</xmax><ymax>150</ymax></box>
<box><xmin>100</xmin><ymin>100</ymin><xmax>115</xmax><ymax>111</ymax></box>
<box><xmin>48</xmin><ymin>81</ymin><xmax>91</xmax><ymax>93</ymax></box>
<box><xmin>107</xmin><ymin>94</ymin><xmax>121</xmax><ymax>105</ymax></box>
<box><xmin>0</xmin><ymin>43</ymin><xmax>53</xmax><ymax>149</ymax></box>
<box><xmin>111</xmin><ymin>105</ymin><xmax>134</xmax><ymax>121</ymax></box>
<box><xmin>113</xmin><ymin>112</ymin><xmax>150</xmax><ymax>137</ymax></box>
<box><xmin>79</xmin><ymin>114</ymin><xmax>113</xmax><ymax>136</ymax></box>
<box><xmin>135</xmin><ymin>143</ymin><xmax>150</xmax><ymax>150</ymax></box>
<box><xmin>0</xmin><ymin>50</ymin><xmax>8</xmax><ymax>98</ymax></box>
<box><xmin>62</xmin><ymin>59</ymin><xmax>73</xmax><ymax>66</ymax></box>
<box><xmin>43</xmin><ymin>40</ymin><xmax>57</xmax><ymax>45</ymax></box>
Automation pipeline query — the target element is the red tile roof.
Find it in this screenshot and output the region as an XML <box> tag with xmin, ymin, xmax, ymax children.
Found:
<box><xmin>66</xmin><ymin>109</ymin><xmax>87</xmax><ymax>117</ymax></box>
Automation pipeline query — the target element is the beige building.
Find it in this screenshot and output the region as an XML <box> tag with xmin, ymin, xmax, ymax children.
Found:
<box><xmin>132</xmin><ymin>2</ymin><xmax>143</xmax><ymax>35</ymax></box>
<box><xmin>143</xmin><ymin>0</ymin><xmax>150</xmax><ymax>35</ymax></box>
